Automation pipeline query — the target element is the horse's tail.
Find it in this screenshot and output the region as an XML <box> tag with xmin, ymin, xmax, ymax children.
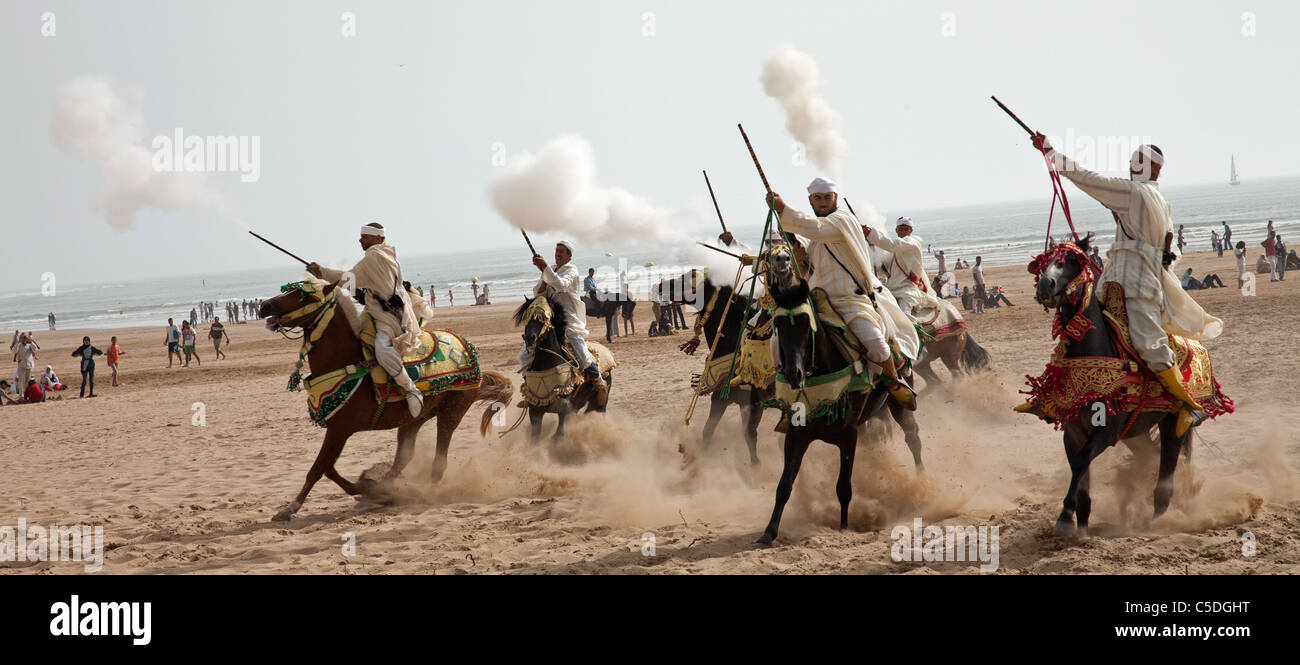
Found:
<box><xmin>960</xmin><ymin>333</ymin><xmax>991</xmax><ymax>372</ymax></box>
<box><xmin>475</xmin><ymin>370</ymin><xmax>514</xmax><ymax>438</ymax></box>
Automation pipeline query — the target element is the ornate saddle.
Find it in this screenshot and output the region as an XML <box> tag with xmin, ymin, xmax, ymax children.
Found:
<box><xmin>520</xmin><ymin>341</ymin><xmax>616</xmax><ymax>408</ymax></box>
<box><xmin>913</xmin><ymin>298</ymin><xmax>967</xmax><ymax>340</ymax></box>
<box><xmin>763</xmin><ymin>288</ymin><xmax>910</xmax><ymax>423</ymax></box>
<box><xmin>358</xmin><ymin>315</ymin><xmax>482</xmax><ymax>403</ymax></box>
<box><xmin>1021</xmin><ymin>281</ymin><xmax>1233</xmax><ymax>429</ymax></box>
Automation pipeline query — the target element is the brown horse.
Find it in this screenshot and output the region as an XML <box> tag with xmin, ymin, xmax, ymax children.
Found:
<box><xmin>911</xmin><ymin>324</ymin><xmax>990</xmax><ymax>387</ymax></box>
<box><xmin>259</xmin><ymin>281</ymin><xmax>512</xmax><ymax>521</ymax></box>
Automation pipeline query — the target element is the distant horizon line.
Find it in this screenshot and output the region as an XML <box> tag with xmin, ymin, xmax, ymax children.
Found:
<box><xmin>20</xmin><ymin>172</ymin><xmax>1299</xmax><ymax>294</ymax></box>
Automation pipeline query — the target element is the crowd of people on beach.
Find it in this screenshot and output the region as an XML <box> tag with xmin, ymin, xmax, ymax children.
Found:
<box><xmin>4</xmin><ymin>330</ymin><xmax>125</xmax><ymax>405</ymax></box>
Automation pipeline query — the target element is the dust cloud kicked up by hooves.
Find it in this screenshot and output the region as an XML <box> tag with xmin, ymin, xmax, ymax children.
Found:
<box><xmin>50</xmin><ymin>74</ymin><xmax>239</xmax><ymax>231</ymax></box>
<box><xmin>488</xmin><ymin>134</ymin><xmax>687</xmax><ymax>248</ymax></box>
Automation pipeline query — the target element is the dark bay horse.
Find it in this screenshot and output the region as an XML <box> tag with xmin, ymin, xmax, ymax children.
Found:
<box><xmin>757</xmin><ymin>277</ymin><xmax>923</xmax><ymax>545</ymax></box>
<box><xmin>515</xmin><ymin>295</ymin><xmax>613</xmax><ymax>441</ymax></box>
<box><xmin>260</xmin><ymin>282</ymin><xmax>512</xmax><ymax>521</ymax></box>
<box><xmin>1029</xmin><ymin>237</ymin><xmax>1210</xmax><ymax>535</ymax></box>
<box><xmin>678</xmin><ymin>275</ymin><xmax>772</xmax><ymax>466</ymax></box>
<box><xmin>583</xmin><ymin>291</ymin><xmax>634</xmax><ymax>343</ymax></box>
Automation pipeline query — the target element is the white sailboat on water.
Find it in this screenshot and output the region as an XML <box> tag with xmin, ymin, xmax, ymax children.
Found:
<box><xmin>1230</xmin><ymin>155</ymin><xmax>1240</xmax><ymax>186</ymax></box>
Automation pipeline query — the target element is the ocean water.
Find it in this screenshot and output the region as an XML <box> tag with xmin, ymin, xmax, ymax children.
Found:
<box><xmin>3</xmin><ymin>175</ymin><xmax>1296</xmax><ymax>332</ymax></box>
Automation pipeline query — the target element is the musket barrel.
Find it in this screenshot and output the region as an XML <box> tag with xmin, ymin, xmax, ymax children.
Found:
<box><xmin>703</xmin><ymin>170</ymin><xmax>728</xmax><ymax>233</ymax></box>
<box><xmin>248</xmin><ymin>231</ymin><xmax>309</xmax><ymax>266</ymax></box>
<box><xmin>738</xmin><ymin>124</ymin><xmax>773</xmax><ymax>195</ymax></box>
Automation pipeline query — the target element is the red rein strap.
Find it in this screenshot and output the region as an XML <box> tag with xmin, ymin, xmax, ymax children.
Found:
<box><xmin>1037</xmin><ymin>144</ymin><xmax>1103</xmax><ymax>275</ymax></box>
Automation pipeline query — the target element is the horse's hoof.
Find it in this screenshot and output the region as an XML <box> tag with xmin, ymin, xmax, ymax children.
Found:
<box><xmin>1052</xmin><ymin>520</ymin><xmax>1075</xmax><ymax>535</ymax></box>
<box><xmin>270</xmin><ymin>500</ymin><xmax>301</xmax><ymax>522</ymax></box>
<box><xmin>755</xmin><ymin>533</ymin><xmax>775</xmax><ymax>546</ymax></box>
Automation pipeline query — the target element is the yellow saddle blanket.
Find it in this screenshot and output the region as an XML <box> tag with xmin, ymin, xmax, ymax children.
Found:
<box><xmin>359</xmin><ymin>315</ymin><xmax>481</xmax><ymax>402</ymax></box>
<box><xmin>520</xmin><ymin>341</ymin><xmax>616</xmax><ymax>407</ymax></box>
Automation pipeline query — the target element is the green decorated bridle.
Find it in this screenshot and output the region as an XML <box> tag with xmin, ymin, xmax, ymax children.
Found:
<box><xmin>273</xmin><ymin>281</ymin><xmax>339</xmax><ymax>391</ymax></box>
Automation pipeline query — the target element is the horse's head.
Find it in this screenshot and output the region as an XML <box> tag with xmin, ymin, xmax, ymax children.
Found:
<box><xmin>1030</xmin><ymin>234</ymin><xmax>1097</xmax><ymax>310</ymax></box>
<box><xmin>769</xmin><ymin>278</ymin><xmax>815</xmax><ymax>391</ymax></box>
<box><xmin>261</xmin><ymin>280</ymin><xmax>335</xmax><ymax>331</ymax></box>
<box><xmin>514</xmin><ymin>294</ymin><xmax>560</xmax><ymax>360</ymax></box>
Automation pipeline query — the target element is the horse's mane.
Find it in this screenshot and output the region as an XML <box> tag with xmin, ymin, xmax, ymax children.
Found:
<box><xmin>513</xmin><ymin>295</ymin><xmax>565</xmax><ymax>330</ymax></box>
<box><xmin>512</xmin><ymin>297</ymin><xmax>533</xmax><ymax>327</ymax></box>
<box><xmin>301</xmin><ymin>275</ymin><xmax>363</xmax><ymax>336</ymax></box>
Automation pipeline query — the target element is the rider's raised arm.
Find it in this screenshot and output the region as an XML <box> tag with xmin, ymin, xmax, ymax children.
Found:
<box><xmin>1047</xmin><ymin>148</ymin><xmax>1136</xmax><ymax>212</ymax></box>
<box><xmin>316</xmin><ymin>265</ymin><xmax>346</xmax><ymax>284</ymax></box>
<box><xmin>778</xmin><ymin>206</ymin><xmax>844</xmax><ymax>240</ymax></box>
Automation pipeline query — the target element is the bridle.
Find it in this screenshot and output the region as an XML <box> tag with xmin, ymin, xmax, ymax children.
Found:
<box><xmin>1030</xmin><ymin>243</ymin><xmax>1096</xmax><ymax>341</ymax></box>
<box><xmin>271</xmin><ymin>281</ymin><xmax>340</xmax><ymax>391</ymax></box>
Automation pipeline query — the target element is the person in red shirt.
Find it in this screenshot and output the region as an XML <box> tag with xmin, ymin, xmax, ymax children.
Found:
<box><xmin>23</xmin><ymin>378</ymin><xmax>45</xmax><ymax>403</ymax></box>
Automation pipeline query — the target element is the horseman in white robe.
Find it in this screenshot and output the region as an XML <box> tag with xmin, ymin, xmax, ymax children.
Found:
<box><xmin>769</xmin><ymin>177</ymin><xmax>919</xmax><ymax>409</ymax></box>
<box><xmin>1029</xmin><ymin>137</ymin><xmax>1222</xmax><ymax>434</ymax></box>
<box><xmin>307</xmin><ymin>222</ymin><xmax>425</xmax><ymax>418</ymax></box>
<box><xmin>521</xmin><ymin>240</ymin><xmax>608</xmax><ymax>397</ymax></box>
<box><xmin>863</xmin><ymin>216</ymin><xmax>941</xmax><ymax>318</ymax></box>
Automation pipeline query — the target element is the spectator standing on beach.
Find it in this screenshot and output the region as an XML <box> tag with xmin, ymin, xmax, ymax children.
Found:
<box><xmin>1262</xmin><ymin>226</ymin><xmax>1278</xmax><ymax>282</ymax></box>
<box><xmin>191</xmin><ymin>307</ymin><xmax>198</xmax><ymax>326</ymax></box>
<box><xmin>1274</xmin><ymin>235</ymin><xmax>1287</xmax><ymax>281</ymax></box>
<box><xmin>1222</xmin><ymin>222</ymin><xmax>1232</xmax><ymax>253</ymax></box>
<box><xmin>182</xmin><ymin>322</ymin><xmax>201</xmax><ymax>367</ymax></box>
<box><xmin>447</xmin><ymin>290</ymin><xmax>454</xmax><ymax>307</ymax></box>
<box><xmin>209</xmin><ymin>316</ymin><xmax>229</xmax><ymax>360</ymax></box>
<box><xmin>971</xmin><ymin>256</ymin><xmax>986</xmax><ymax>314</ymax></box>
<box><xmin>1177</xmin><ymin>225</ymin><xmax>1186</xmax><ymax>252</ymax></box>
<box><xmin>106</xmin><ymin>336</ymin><xmax>125</xmax><ymax>386</ymax></box>
<box><xmin>1234</xmin><ymin>241</ymin><xmax>1252</xmax><ymax>291</ymax></box>
<box><xmin>70</xmin><ymin>335</ymin><xmax>103</xmax><ymax>398</ymax></box>
<box><xmin>11</xmin><ymin>331</ymin><xmax>37</xmax><ymax>396</ymax></box>
<box><xmin>164</xmin><ymin>318</ymin><xmax>183</xmax><ymax>367</ymax></box>
<box><xmin>1211</xmin><ymin>229</ymin><xmax>1221</xmax><ymax>257</ymax></box>
<box><xmin>48</xmin><ymin>312</ymin><xmax>55</xmax><ymax>331</ymax></box>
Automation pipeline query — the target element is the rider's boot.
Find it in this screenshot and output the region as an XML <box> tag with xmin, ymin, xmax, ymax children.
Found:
<box><xmin>1155</xmin><ymin>367</ymin><xmax>1208</xmax><ymax>437</ymax></box>
<box><xmin>875</xmin><ymin>358</ymin><xmax>917</xmax><ymax>411</ymax></box>
<box><xmin>584</xmin><ymin>363</ymin><xmax>608</xmax><ymax>404</ymax></box>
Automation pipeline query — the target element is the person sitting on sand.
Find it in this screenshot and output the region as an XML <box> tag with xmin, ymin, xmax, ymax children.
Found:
<box><xmin>39</xmin><ymin>365</ymin><xmax>65</xmax><ymax>391</ymax></box>
<box><xmin>960</xmin><ymin>286</ymin><xmax>974</xmax><ymax>311</ymax></box>
<box><xmin>0</xmin><ymin>380</ymin><xmax>18</xmax><ymax>405</ymax></box>
<box><xmin>1288</xmin><ymin>249</ymin><xmax>1300</xmax><ymax>271</ymax></box>
<box><xmin>984</xmin><ymin>284</ymin><xmax>1015</xmax><ymax>308</ymax></box>
<box><xmin>23</xmin><ymin>378</ymin><xmax>45</xmax><ymax>403</ymax></box>
<box><xmin>1255</xmin><ymin>254</ymin><xmax>1270</xmax><ymax>275</ymax></box>
<box><xmin>1181</xmin><ymin>268</ymin><xmax>1224</xmax><ymax>290</ymax></box>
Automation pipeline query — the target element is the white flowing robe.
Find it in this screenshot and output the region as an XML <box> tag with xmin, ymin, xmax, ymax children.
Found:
<box><xmin>537</xmin><ymin>263</ymin><xmax>588</xmax><ymax>337</ymax></box>
<box><xmin>778</xmin><ymin>205</ymin><xmax>920</xmax><ymax>360</ymax></box>
<box><xmin>318</xmin><ymin>242</ymin><xmax>421</xmax><ymax>355</ymax></box>
<box><xmin>865</xmin><ymin>231</ymin><xmax>941</xmax><ymax>315</ymax></box>
<box><xmin>1050</xmin><ymin>150</ymin><xmax>1223</xmax><ymax>341</ymax></box>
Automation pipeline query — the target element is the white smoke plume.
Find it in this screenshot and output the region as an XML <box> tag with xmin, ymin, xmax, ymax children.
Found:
<box><xmin>488</xmin><ymin>135</ymin><xmax>687</xmax><ymax>248</ymax></box>
<box><xmin>50</xmin><ymin>75</ymin><xmax>233</xmax><ymax>231</ymax></box>
<box><xmin>761</xmin><ymin>44</ymin><xmax>849</xmax><ymax>182</ymax></box>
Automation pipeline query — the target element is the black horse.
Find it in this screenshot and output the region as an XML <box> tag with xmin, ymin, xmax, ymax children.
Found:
<box><xmin>1030</xmin><ymin>236</ymin><xmax>1199</xmax><ymax>536</ymax></box>
<box><xmin>678</xmin><ymin>275</ymin><xmax>773</xmax><ymax>466</ymax></box>
<box><xmin>514</xmin><ymin>295</ymin><xmax>613</xmax><ymax>442</ymax></box>
<box><xmin>583</xmin><ymin>291</ymin><xmax>634</xmax><ymax>343</ymax></box>
<box><xmin>757</xmin><ymin>277</ymin><xmax>924</xmax><ymax>545</ymax></box>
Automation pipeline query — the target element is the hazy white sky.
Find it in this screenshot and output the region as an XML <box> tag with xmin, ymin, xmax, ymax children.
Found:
<box><xmin>3</xmin><ymin>0</ymin><xmax>1297</xmax><ymax>286</ymax></box>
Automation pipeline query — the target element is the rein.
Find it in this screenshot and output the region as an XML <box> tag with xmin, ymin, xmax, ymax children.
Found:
<box><xmin>272</xmin><ymin>282</ymin><xmax>340</xmax><ymax>392</ymax></box>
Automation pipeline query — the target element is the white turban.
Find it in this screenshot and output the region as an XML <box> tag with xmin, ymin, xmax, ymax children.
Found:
<box><xmin>807</xmin><ymin>177</ymin><xmax>837</xmax><ymax>194</ymax></box>
<box><xmin>896</xmin><ymin>216</ymin><xmax>913</xmax><ymax>228</ymax></box>
<box><xmin>360</xmin><ymin>224</ymin><xmax>385</xmax><ymax>237</ymax></box>
<box><xmin>557</xmin><ymin>240</ymin><xmax>575</xmax><ymax>253</ymax></box>
<box><xmin>1134</xmin><ymin>145</ymin><xmax>1164</xmax><ymax>165</ymax></box>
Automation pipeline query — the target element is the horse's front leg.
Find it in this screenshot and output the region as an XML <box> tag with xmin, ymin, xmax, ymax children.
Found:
<box><xmin>757</xmin><ymin>432</ymin><xmax>812</xmax><ymax>545</ymax></box>
<box><xmin>1153</xmin><ymin>415</ymin><xmax>1185</xmax><ymax>518</ymax></box>
<box><xmin>700</xmin><ymin>396</ymin><xmax>728</xmax><ymax>450</ymax></box>
<box><xmin>743</xmin><ymin>393</ymin><xmax>763</xmax><ymax>467</ymax></box>
<box><xmin>273</xmin><ymin>427</ymin><xmax>352</xmax><ymax>521</ymax></box>
<box><xmin>1056</xmin><ymin>421</ymin><xmax>1111</xmax><ymax>534</ymax></box>
<box><xmin>835</xmin><ymin>431</ymin><xmax>858</xmax><ymax>531</ymax></box>
<box><xmin>528</xmin><ymin>407</ymin><xmax>545</xmax><ymax>443</ymax></box>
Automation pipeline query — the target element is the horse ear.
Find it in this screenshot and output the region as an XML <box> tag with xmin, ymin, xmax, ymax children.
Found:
<box><xmin>1078</xmin><ymin>232</ymin><xmax>1095</xmax><ymax>252</ymax></box>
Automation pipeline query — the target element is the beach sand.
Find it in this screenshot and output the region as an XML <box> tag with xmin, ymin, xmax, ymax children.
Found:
<box><xmin>2</xmin><ymin>249</ymin><xmax>1297</xmax><ymax>574</ymax></box>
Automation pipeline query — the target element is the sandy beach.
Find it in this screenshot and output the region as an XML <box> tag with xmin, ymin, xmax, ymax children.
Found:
<box><xmin>2</xmin><ymin>249</ymin><xmax>1297</xmax><ymax>575</ymax></box>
